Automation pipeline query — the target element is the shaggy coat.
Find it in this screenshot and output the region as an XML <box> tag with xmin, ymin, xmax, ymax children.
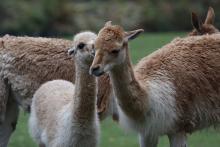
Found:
<box><xmin>0</xmin><ymin>35</ymin><xmax>112</xmax><ymax>147</ymax></box>
<box><xmin>0</xmin><ymin>35</ymin><xmax>74</xmax><ymax>112</ymax></box>
<box><xmin>96</xmin><ymin>75</ymin><xmax>118</xmax><ymax>121</ymax></box>
<box><xmin>29</xmin><ymin>32</ymin><xmax>100</xmax><ymax>147</ymax></box>
<box><xmin>93</xmin><ymin>7</ymin><xmax>220</xmax><ymax>121</ymax></box>
<box><xmin>90</xmin><ymin>22</ymin><xmax>220</xmax><ymax>147</ymax></box>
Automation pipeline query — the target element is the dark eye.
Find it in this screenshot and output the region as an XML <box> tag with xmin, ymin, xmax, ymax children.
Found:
<box><xmin>111</xmin><ymin>49</ymin><xmax>120</xmax><ymax>54</ymax></box>
<box><xmin>78</xmin><ymin>43</ymin><xmax>85</xmax><ymax>49</ymax></box>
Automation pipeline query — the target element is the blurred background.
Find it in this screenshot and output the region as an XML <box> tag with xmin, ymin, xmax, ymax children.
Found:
<box><xmin>0</xmin><ymin>0</ymin><xmax>219</xmax><ymax>36</ymax></box>
<box><xmin>2</xmin><ymin>0</ymin><xmax>220</xmax><ymax>147</ymax></box>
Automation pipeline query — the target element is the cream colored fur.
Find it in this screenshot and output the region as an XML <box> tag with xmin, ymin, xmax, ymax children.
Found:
<box><xmin>0</xmin><ymin>34</ymin><xmax>115</xmax><ymax>147</ymax></box>
<box><xmin>29</xmin><ymin>32</ymin><xmax>99</xmax><ymax>147</ymax></box>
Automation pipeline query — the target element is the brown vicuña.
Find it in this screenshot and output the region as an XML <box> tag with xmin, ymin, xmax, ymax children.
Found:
<box><xmin>90</xmin><ymin>21</ymin><xmax>220</xmax><ymax>147</ymax></box>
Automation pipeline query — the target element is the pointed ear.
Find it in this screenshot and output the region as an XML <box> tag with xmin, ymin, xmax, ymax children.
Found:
<box><xmin>104</xmin><ymin>21</ymin><xmax>112</xmax><ymax>27</ymax></box>
<box><xmin>191</xmin><ymin>12</ymin><xmax>202</xmax><ymax>32</ymax></box>
<box><xmin>204</xmin><ymin>7</ymin><xmax>215</xmax><ymax>24</ymax></box>
<box><xmin>124</xmin><ymin>29</ymin><xmax>144</xmax><ymax>41</ymax></box>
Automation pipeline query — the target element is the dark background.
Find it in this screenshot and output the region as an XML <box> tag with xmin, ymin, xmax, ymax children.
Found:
<box><xmin>0</xmin><ymin>0</ymin><xmax>219</xmax><ymax>36</ymax></box>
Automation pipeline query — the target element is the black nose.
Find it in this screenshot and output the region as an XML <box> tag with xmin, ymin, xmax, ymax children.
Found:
<box><xmin>90</xmin><ymin>65</ymin><xmax>104</xmax><ymax>76</ymax></box>
<box><xmin>91</xmin><ymin>65</ymin><xmax>100</xmax><ymax>73</ymax></box>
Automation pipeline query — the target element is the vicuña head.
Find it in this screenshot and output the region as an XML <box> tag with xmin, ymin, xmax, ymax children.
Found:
<box><xmin>68</xmin><ymin>31</ymin><xmax>97</xmax><ymax>66</ymax></box>
<box><xmin>90</xmin><ymin>21</ymin><xmax>144</xmax><ymax>76</ymax></box>
<box><xmin>189</xmin><ymin>6</ymin><xmax>219</xmax><ymax>36</ymax></box>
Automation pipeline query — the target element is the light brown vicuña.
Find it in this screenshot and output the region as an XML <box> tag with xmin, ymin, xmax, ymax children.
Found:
<box><xmin>93</xmin><ymin>7</ymin><xmax>220</xmax><ymax>122</ymax></box>
<box><xmin>90</xmin><ymin>21</ymin><xmax>220</xmax><ymax>147</ymax></box>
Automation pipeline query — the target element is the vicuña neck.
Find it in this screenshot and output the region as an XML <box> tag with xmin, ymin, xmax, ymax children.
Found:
<box><xmin>109</xmin><ymin>44</ymin><xmax>148</xmax><ymax>121</ymax></box>
<box><xmin>73</xmin><ymin>62</ymin><xmax>96</xmax><ymax>122</ymax></box>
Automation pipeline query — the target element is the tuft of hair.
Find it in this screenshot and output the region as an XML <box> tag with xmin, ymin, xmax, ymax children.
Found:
<box><xmin>72</xmin><ymin>31</ymin><xmax>97</xmax><ymax>49</ymax></box>
<box><xmin>73</xmin><ymin>31</ymin><xmax>97</xmax><ymax>42</ymax></box>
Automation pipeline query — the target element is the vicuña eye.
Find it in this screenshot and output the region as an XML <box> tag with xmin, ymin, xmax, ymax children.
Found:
<box><xmin>78</xmin><ymin>43</ymin><xmax>85</xmax><ymax>49</ymax></box>
<box><xmin>111</xmin><ymin>49</ymin><xmax>120</xmax><ymax>54</ymax></box>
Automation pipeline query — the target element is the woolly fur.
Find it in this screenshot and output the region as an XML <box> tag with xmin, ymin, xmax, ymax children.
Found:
<box><xmin>92</xmin><ymin>23</ymin><xmax>220</xmax><ymax>146</ymax></box>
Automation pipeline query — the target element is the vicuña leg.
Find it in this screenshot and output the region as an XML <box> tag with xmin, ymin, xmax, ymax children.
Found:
<box><xmin>168</xmin><ymin>132</ymin><xmax>188</xmax><ymax>147</ymax></box>
<box><xmin>0</xmin><ymin>97</ymin><xmax>19</xmax><ymax>147</ymax></box>
<box><xmin>0</xmin><ymin>78</ymin><xmax>9</xmax><ymax>123</ymax></box>
<box><xmin>139</xmin><ymin>134</ymin><xmax>159</xmax><ymax>147</ymax></box>
<box><xmin>39</xmin><ymin>143</ymin><xmax>46</xmax><ymax>147</ymax></box>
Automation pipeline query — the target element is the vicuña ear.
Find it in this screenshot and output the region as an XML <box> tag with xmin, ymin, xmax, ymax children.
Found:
<box><xmin>105</xmin><ymin>21</ymin><xmax>112</xmax><ymax>27</ymax></box>
<box><xmin>124</xmin><ymin>29</ymin><xmax>144</xmax><ymax>41</ymax></box>
<box><xmin>204</xmin><ymin>6</ymin><xmax>215</xmax><ymax>25</ymax></box>
<box><xmin>191</xmin><ymin>12</ymin><xmax>202</xmax><ymax>32</ymax></box>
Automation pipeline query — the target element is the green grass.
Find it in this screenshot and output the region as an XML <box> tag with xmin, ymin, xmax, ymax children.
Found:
<box><xmin>8</xmin><ymin>32</ymin><xmax>220</xmax><ymax>147</ymax></box>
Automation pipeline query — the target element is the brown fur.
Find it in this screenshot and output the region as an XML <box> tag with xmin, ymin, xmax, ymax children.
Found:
<box><xmin>136</xmin><ymin>35</ymin><xmax>220</xmax><ymax>132</ymax></box>
<box><xmin>0</xmin><ymin>35</ymin><xmax>113</xmax><ymax>146</ymax></box>
<box><xmin>0</xmin><ymin>35</ymin><xmax>74</xmax><ymax>83</ymax></box>
<box><xmin>73</xmin><ymin>63</ymin><xmax>97</xmax><ymax>122</ymax></box>
<box><xmin>95</xmin><ymin>25</ymin><xmax>124</xmax><ymax>52</ymax></box>
<box><xmin>0</xmin><ymin>35</ymin><xmax>74</xmax><ymax>111</ymax></box>
<box><xmin>97</xmin><ymin>75</ymin><xmax>112</xmax><ymax>120</ymax></box>
<box><xmin>91</xmin><ymin>22</ymin><xmax>220</xmax><ymax>146</ymax></box>
<box><xmin>0</xmin><ymin>35</ymin><xmax>111</xmax><ymax>118</ymax></box>
<box><xmin>93</xmin><ymin>24</ymin><xmax>149</xmax><ymax>121</ymax></box>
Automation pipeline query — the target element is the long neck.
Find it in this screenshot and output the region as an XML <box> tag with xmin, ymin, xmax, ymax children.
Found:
<box><xmin>73</xmin><ymin>62</ymin><xmax>97</xmax><ymax>123</ymax></box>
<box><xmin>109</xmin><ymin>44</ymin><xmax>148</xmax><ymax>121</ymax></box>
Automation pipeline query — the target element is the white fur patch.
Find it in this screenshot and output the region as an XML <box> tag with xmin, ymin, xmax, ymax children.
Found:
<box><xmin>118</xmin><ymin>77</ymin><xmax>177</xmax><ymax>137</ymax></box>
<box><xmin>41</xmin><ymin>129</ymin><xmax>48</xmax><ymax>146</ymax></box>
<box><xmin>28</xmin><ymin>100</ymin><xmax>42</xmax><ymax>144</ymax></box>
<box><xmin>51</xmin><ymin>102</ymin><xmax>100</xmax><ymax>147</ymax></box>
<box><xmin>51</xmin><ymin>103</ymin><xmax>73</xmax><ymax>146</ymax></box>
<box><xmin>28</xmin><ymin>77</ymin><xmax>99</xmax><ymax>146</ymax></box>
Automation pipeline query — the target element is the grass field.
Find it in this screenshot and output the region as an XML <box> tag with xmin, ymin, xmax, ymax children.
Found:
<box><xmin>8</xmin><ymin>32</ymin><xmax>220</xmax><ymax>147</ymax></box>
